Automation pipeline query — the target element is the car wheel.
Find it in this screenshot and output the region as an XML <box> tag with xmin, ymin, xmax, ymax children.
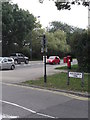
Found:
<box><xmin>11</xmin><ymin>65</ymin><xmax>15</xmax><ymax>70</ymax></box>
<box><xmin>25</xmin><ymin>60</ymin><xmax>29</xmax><ymax>64</ymax></box>
<box><xmin>14</xmin><ymin>60</ymin><xmax>18</xmax><ymax>64</ymax></box>
<box><xmin>53</xmin><ymin>62</ymin><xmax>55</xmax><ymax>65</ymax></box>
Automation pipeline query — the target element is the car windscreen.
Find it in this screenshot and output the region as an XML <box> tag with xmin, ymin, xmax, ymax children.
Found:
<box><xmin>49</xmin><ymin>57</ymin><xmax>55</xmax><ymax>59</ymax></box>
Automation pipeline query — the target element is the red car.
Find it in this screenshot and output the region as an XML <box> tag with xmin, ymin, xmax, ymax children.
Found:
<box><xmin>47</xmin><ymin>56</ymin><xmax>60</xmax><ymax>64</ymax></box>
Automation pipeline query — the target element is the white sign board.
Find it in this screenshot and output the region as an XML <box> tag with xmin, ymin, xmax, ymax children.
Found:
<box><xmin>69</xmin><ymin>72</ymin><xmax>83</xmax><ymax>78</ymax></box>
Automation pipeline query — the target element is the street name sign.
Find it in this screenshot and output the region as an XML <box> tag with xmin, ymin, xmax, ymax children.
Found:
<box><xmin>69</xmin><ymin>72</ymin><xmax>83</xmax><ymax>78</ymax></box>
<box><xmin>67</xmin><ymin>71</ymin><xmax>84</xmax><ymax>87</ymax></box>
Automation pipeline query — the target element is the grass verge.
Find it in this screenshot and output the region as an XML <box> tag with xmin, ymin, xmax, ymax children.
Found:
<box><xmin>55</xmin><ymin>64</ymin><xmax>79</xmax><ymax>71</ymax></box>
<box><xmin>23</xmin><ymin>64</ymin><xmax>89</xmax><ymax>93</ymax></box>
<box><xmin>24</xmin><ymin>72</ymin><xmax>89</xmax><ymax>93</ymax></box>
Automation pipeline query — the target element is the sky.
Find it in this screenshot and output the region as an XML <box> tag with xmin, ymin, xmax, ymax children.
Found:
<box><xmin>12</xmin><ymin>0</ymin><xmax>88</xmax><ymax>29</ymax></box>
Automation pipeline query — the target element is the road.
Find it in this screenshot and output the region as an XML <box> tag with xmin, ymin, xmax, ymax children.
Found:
<box><xmin>0</xmin><ymin>60</ymin><xmax>64</xmax><ymax>84</ymax></box>
<box><xmin>1</xmin><ymin>83</ymin><xmax>88</xmax><ymax>119</ymax></box>
<box><xmin>0</xmin><ymin>59</ymin><xmax>88</xmax><ymax>119</ymax></box>
<box><xmin>0</xmin><ymin>59</ymin><xmax>77</xmax><ymax>84</ymax></box>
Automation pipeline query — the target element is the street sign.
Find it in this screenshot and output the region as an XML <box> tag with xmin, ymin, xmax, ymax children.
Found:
<box><xmin>67</xmin><ymin>71</ymin><xmax>84</xmax><ymax>87</ymax></box>
<box><xmin>41</xmin><ymin>34</ymin><xmax>47</xmax><ymax>53</ymax></box>
<box><xmin>69</xmin><ymin>72</ymin><xmax>83</xmax><ymax>78</ymax></box>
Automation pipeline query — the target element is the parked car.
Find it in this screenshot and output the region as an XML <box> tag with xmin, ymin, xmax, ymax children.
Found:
<box><xmin>10</xmin><ymin>53</ymin><xmax>29</xmax><ymax>64</ymax></box>
<box><xmin>0</xmin><ymin>57</ymin><xmax>15</xmax><ymax>70</ymax></box>
<box><xmin>47</xmin><ymin>56</ymin><xmax>60</xmax><ymax>64</ymax></box>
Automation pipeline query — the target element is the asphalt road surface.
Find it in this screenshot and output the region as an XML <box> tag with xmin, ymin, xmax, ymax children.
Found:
<box><xmin>0</xmin><ymin>59</ymin><xmax>88</xmax><ymax>119</ymax></box>
<box><xmin>1</xmin><ymin>83</ymin><xmax>88</xmax><ymax>119</ymax></box>
<box><xmin>0</xmin><ymin>59</ymin><xmax>77</xmax><ymax>84</ymax></box>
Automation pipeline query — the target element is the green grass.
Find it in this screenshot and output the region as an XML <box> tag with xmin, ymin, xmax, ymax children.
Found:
<box><xmin>55</xmin><ymin>64</ymin><xmax>79</xmax><ymax>71</ymax></box>
<box><xmin>23</xmin><ymin>64</ymin><xmax>89</xmax><ymax>93</ymax></box>
<box><xmin>24</xmin><ymin>72</ymin><xmax>89</xmax><ymax>93</ymax></box>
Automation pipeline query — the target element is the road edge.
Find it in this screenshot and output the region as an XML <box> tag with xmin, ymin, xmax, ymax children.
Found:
<box><xmin>17</xmin><ymin>83</ymin><xmax>90</xmax><ymax>98</ymax></box>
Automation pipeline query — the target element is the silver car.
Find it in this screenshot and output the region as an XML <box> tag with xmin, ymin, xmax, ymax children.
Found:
<box><xmin>0</xmin><ymin>57</ymin><xmax>15</xmax><ymax>70</ymax></box>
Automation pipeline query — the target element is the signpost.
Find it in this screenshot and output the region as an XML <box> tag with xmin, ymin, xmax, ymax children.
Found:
<box><xmin>69</xmin><ymin>72</ymin><xmax>83</xmax><ymax>78</ymax></box>
<box><xmin>67</xmin><ymin>71</ymin><xmax>84</xmax><ymax>87</ymax></box>
<box><xmin>41</xmin><ymin>34</ymin><xmax>47</xmax><ymax>85</ymax></box>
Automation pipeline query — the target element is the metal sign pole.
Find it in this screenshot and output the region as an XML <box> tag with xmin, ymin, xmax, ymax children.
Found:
<box><xmin>81</xmin><ymin>72</ymin><xmax>84</xmax><ymax>87</ymax></box>
<box><xmin>44</xmin><ymin>54</ymin><xmax>47</xmax><ymax>84</ymax></box>
<box><xmin>42</xmin><ymin>34</ymin><xmax>47</xmax><ymax>85</ymax></box>
<box><xmin>67</xmin><ymin>70</ymin><xmax>70</xmax><ymax>85</ymax></box>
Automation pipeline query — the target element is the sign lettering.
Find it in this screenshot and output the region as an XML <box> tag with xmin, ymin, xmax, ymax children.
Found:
<box><xmin>69</xmin><ymin>72</ymin><xmax>83</xmax><ymax>78</ymax></box>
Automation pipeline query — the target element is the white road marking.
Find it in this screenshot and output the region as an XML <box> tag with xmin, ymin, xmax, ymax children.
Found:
<box><xmin>37</xmin><ymin>112</ymin><xmax>56</xmax><ymax>118</ymax></box>
<box><xmin>0</xmin><ymin>100</ymin><xmax>56</xmax><ymax>118</ymax></box>
<box><xmin>0</xmin><ymin>114</ymin><xmax>19</xmax><ymax>120</ymax></box>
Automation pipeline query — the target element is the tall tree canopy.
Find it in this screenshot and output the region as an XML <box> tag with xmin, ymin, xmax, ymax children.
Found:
<box><xmin>39</xmin><ymin>0</ymin><xmax>89</xmax><ymax>10</ymax></box>
<box><xmin>2</xmin><ymin>2</ymin><xmax>36</xmax><ymax>56</ymax></box>
<box><xmin>55</xmin><ymin>0</ymin><xmax>89</xmax><ymax>10</ymax></box>
<box><xmin>69</xmin><ymin>29</ymin><xmax>89</xmax><ymax>72</ymax></box>
<box><xmin>48</xmin><ymin>21</ymin><xmax>84</xmax><ymax>46</ymax></box>
<box><xmin>48</xmin><ymin>21</ymin><xmax>83</xmax><ymax>33</ymax></box>
<box><xmin>46</xmin><ymin>29</ymin><xmax>70</xmax><ymax>57</ymax></box>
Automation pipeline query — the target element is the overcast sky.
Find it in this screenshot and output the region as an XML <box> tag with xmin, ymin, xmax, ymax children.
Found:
<box><xmin>12</xmin><ymin>0</ymin><xmax>88</xmax><ymax>29</ymax></box>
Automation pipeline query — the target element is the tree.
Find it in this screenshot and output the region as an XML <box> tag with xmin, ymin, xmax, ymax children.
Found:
<box><xmin>2</xmin><ymin>2</ymin><xmax>36</xmax><ymax>56</ymax></box>
<box><xmin>48</xmin><ymin>21</ymin><xmax>83</xmax><ymax>33</ymax></box>
<box><xmin>30</xmin><ymin>28</ymin><xmax>44</xmax><ymax>59</ymax></box>
<box><xmin>39</xmin><ymin>0</ymin><xmax>89</xmax><ymax>10</ymax></box>
<box><xmin>55</xmin><ymin>1</ymin><xmax>89</xmax><ymax>10</ymax></box>
<box><xmin>46</xmin><ymin>29</ymin><xmax>70</xmax><ymax>57</ymax></box>
<box><xmin>2</xmin><ymin>2</ymin><xmax>15</xmax><ymax>56</ymax></box>
<box><xmin>48</xmin><ymin>21</ymin><xmax>83</xmax><ymax>52</ymax></box>
<box><xmin>39</xmin><ymin>0</ymin><xmax>89</xmax><ymax>72</ymax></box>
<box><xmin>69</xmin><ymin>30</ymin><xmax>89</xmax><ymax>72</ymax></box>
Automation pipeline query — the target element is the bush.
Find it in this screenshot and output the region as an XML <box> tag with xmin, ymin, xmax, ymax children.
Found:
<box><xmin>70</xmin><ymin>30</ymin><xmax>89</xmax><ymax>73</ymax></box>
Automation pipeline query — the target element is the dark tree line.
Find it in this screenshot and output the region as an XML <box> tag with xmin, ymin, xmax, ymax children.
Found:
<box><xmin>2</xmin><ymin>2</ymin><xmax>36</xmax><ymax>56</ymax></box>
<box><xmin>69</xmin><ymin>30</ymin><xmax>89</xmax><ymax>72</ymax></box>
<box><xmin>2</xmin><ymin>1</ymin><xmax>71</xmax><ymax>59</ymax></box>
<box><xmin>48</xmin><ymin>21</ymin><xmax>89</xmax><ymax>72</ymax></box>
<box><xmin>2</xmin><ymin>1</ymin><xmax>89</xmax><ymax>72</ymax></box>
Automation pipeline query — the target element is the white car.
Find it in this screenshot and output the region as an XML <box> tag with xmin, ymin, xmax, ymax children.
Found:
<box><xmin>0</xmin><ymin>57</ymin><xmax>15</xmax><ymax>70</ymax></box>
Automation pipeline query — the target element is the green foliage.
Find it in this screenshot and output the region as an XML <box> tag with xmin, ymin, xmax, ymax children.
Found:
<box><xmin>48</xmin><ymin>21</ymin><xmax>84</xmax><ymax>45</ymax></box>
<box><xmin>2</xmin><ymin>2</ymin><xmax>36</xmax><ymax>56</ymax></box>
<box><xmin>46</xmin><ymin>30</ymin><xmax>70</xmax><ymax>57</ymax></box>
<box><xmin>25</xmin><ymin>72</ymin><xmax>88</xmax><ymax>92</ymax></box>
<box><xmin>55</xmin><ymin>64</ymin><xmax>79</xmax><ymax>72</ymax></box>
<box><xmin>2</xmin><ymin>0</ymin><xmax>89</xmax><ymax>70</ymax></box>
<box><xmin>39</xmin><ymin>0</ymin><xmax>89</xmax><ymax>10</ymax></box>
<box><xmin>55</xmin><ymin>1</ymin><xmax>89</xmax><ymax>10</ymax></box>
<box><xmin>49</xmin><ymin>21</ymin><xmax>75</xmax><ymax>33</ymax></box>
<box><xmin>69</xmin><ymin>30</ymin><xmax>89</xmax><ymax>72</ymax></box>
<box><xmin>48</xmin><ymin>21</ymin><xmax>89</xmax><ymax>72</ymax></box>
<box><xmin>31</xmin><ymin>28</ymin><xmax>44</xmax><ymax>59</ymax></box>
